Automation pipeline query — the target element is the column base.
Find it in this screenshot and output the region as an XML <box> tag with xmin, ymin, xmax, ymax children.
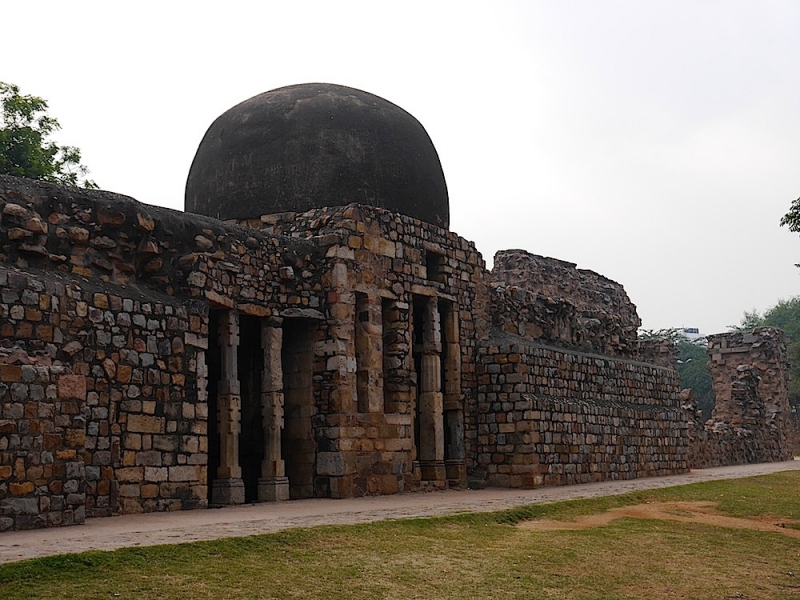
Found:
<box><xmin>419</xmin><ymin>460</ymin><xmax>447</xmax><ymax>484</ymax></box>
<box><xmin>258</xmin><ymin>476</ymin><xmax>290</xmax><ymax>502</ymax></box>
<box><xmin>445</xmin><ymin>458</ymin><xmax>466</xmax><ymax>488</ymax></box>
<box><xmin>211</xmin><ymin>478</ymin><xmax>245</xmax><ymax>506</ymax></box>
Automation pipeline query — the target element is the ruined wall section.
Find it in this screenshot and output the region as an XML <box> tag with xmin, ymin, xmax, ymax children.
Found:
<box><xmin>476</xmin><ymin>335</ymin><xmax>687</xmax><ymax>488</ymax></box>
<box><xmin>0</xmin><ymin>175</ymin><xmax>321</xmax><ymax>305</ymax></box>
<box><xmin>490</xmin><ymin>250</ymin><xmax>641</xmax><ymax>357</ymax></box>
<box><xmin>636</xmin><ymin>338</ymin><xmax>680</xmax><ymax>369</ymax></box>
<box><xmin>687</xmin><ymin>328</ymin><xmax>793</xmax><ymax>467</ymax></box>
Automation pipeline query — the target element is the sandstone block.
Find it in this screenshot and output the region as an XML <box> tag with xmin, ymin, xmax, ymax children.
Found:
<box><xmin>169</xmin><ymin>465</ymin><xmax>201</xmax><ymax>482</ymax></box>
<box><xmin>127</xmin><ymin>415</ymin><xmax>165</xmax><ymax>434</ymax></box>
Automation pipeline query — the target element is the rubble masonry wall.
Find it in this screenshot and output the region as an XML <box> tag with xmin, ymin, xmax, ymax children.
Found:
<box><xmin>686</xmin><ymin>328</ymin><xmax>793</xmax><ymax>467</ymax></box>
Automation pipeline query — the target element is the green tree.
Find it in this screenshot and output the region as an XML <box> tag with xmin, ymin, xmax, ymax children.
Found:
<box><xmin>639</xmin><ymin>328</ymin><xmax>715</xmax><ymax>418</ymax></box>
<box><xmin>780</xmin><ymin>196</ymin><xmax>800</xmax><ymax>233</ymax></box>
<box><xmin>760</xmin><ymin>299</ymin><xmax>800</xmax><ymax>411</ymax></box>
<box><xmin>728</xmin><ymin>309</ymin><xmax>763</xmax><ymax>332</ymax></box>
<box><xmin>0</xmin><ymin>82</ymin><xmax>96</xmax><ymax>188</ymax></box>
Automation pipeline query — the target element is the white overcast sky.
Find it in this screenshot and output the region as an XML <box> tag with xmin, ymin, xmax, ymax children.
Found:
<box><xmin>4</xmin><ymin>1</ymin><xmax>800</xmax><ymax>335</ymax></box>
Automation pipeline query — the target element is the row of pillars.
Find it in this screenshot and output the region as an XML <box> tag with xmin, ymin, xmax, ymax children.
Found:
<box><xmin>351</xmin><ymin>293</ymin><xmax>465</xmax><ymax>486</ymax></box>
<box><xmin>210</xmin><ymin>293</ymin><xmax>465</xmax><ymax>504</ymax></box>
<box><xmin>211</xmin><ymin>310</ymin><xmax>288</xmax><ymax>505</ymax></box>
<box><xmin>417</xmin><ymin>296</ymin><xmax>465</xmax><ymax>485</ymax></box>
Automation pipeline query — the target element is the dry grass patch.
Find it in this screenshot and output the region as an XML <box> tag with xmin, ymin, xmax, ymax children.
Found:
<box><xmin>519</xmin><ymin>500</ymin><xmax>800</xmax><ymax>538</ymax></box>
<box><xmin>1</xmin><ymin>471</ymin><xmax>799</xmax><ymax>599</ymax></box>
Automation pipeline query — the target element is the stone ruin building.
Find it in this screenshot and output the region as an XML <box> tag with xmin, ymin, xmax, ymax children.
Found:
<box><xmin>684</xmin><ymin>327</ymin><xmax>794</xmax><ymax>468</ymax></box>
<box><xmin>0</xmin><ymin>83</ymin><xmax>792</xmax><ymax>531</ymax></box>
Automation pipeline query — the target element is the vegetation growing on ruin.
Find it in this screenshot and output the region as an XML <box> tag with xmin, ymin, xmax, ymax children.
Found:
<box><xmin>0</xmin><ymin>82</ymin><xmax>96</xmax><ymax>188</ymax></box>
<box><xmin>1</xmin><ymin>472</ymin><xmax>798</xmax><ymax>600</ymax></box>
<box><xmin>640</xmin><ymin>328</ymin><xmax>715</xmax><ymax>417</ymax></box>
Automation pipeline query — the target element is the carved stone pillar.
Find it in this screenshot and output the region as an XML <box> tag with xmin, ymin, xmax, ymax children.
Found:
<box><xmin>258</xmin><ymin>320</ymin><xmax>290</xmax><ymax>501</ymax></box>
<box><xmin>355</xmin><ymin>293</ymin><xmax>384</xmax><ymax>413</ymax></box>
<box><xmin>211</xmin><ymin>310</ymin><xmax>245</xmax><ymax>505</ymax></box>
<box><xmin>418</xmin><ymin>297</ymin><xmax>446</xmax><ymax>483</ymax></box>
<box><xmin>443</xmin><ymin>307</ymin><xmax>466</xmax><ymax>487</ymax></box>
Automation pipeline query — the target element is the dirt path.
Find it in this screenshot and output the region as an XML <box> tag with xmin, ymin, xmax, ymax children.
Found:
<box><xmin>1</xmin><ymin>460</ymin><xmax>798</xmax><ymax>565</ymax></box>
<box><xmin>519</xmin><ymin>500</ymin><xmax>800</xmax><ymax>539</ymax></box>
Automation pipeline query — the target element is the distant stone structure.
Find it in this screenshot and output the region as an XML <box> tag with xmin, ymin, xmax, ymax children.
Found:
<box><xmin>0</xmin><ymin>83</ymin><xmax>790</xmax><ymax>531</ymax></box>
<box><xmin>685</xmin><ymin>327</ymin><xmax>793</xmax><ymax>468</ymax></box>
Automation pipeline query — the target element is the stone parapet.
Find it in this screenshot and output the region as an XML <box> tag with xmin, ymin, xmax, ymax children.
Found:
<box><xmin>0</xmin><ymin>174</ymin><xmax>322</xmax><ymax>309</ymax></box>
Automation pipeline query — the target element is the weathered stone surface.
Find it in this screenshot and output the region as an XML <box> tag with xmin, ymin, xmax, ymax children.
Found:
<box><xmin>490</xmin><ymin>250</ymin><xmax>641</xmax><ymax>357</ymax></box>
<box><xmin>185</xmin><ymin>84</ymin><xmax>449</xmax><ymax>228</ymax></box>
<box><xmin>686</xmin><ymin>327</ymin><xmax>793</xmax><ymax>468</ymax></box>
<box><xmin>58</xmin><ymin>375</ymin><xmax>86</xmax><ymax>401</ymax></box>
<box><xmin>474</xmin><ymin>338</ymin><xmax>688</xmax><ymax>487</ymax></box>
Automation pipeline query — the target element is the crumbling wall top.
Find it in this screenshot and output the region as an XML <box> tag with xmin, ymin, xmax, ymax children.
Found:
<box><xmin>489</xmin><ymin>249</ymin><xmax>641</xmax><ymax>356</ymax></box>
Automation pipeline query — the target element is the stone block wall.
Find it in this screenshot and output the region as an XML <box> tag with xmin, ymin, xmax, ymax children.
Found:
<box><xmin>475</xmin><ymin>338</ymin><xmax>688</xmax><ymax>487</ymax></box>
<box><xmin>0</xmin><ymin>172</ymin><xmax>713</xmax><ymax>530</ymax></box>
<box><xmin>0</xmin><ymin>363</ymin><xmax>86</xmax><ymax>531</ymax></box>
<box><xmin>0</xmin><ymin>263</ymin><xmax>208</xmax><ymax>527</ymax></box>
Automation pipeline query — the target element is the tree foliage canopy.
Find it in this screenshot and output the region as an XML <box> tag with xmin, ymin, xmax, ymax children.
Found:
<box><xmin>780</xmin><ymin>197</ymin><xmax>800</xmax><ymax>233</ymax></box>
<box><xmin>0</xmin><ymin>82</ymin><xmax>96</xmax><ymax>188</ymax></box>
<box><xmin>640</xmin><ymin>328</ymin><xmax>715</xmax><ymax>418</ymax></box>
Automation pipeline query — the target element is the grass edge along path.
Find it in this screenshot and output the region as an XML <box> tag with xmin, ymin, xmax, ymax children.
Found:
<box><xmin>1</xmin><ymin>471</ymin><xmax>799</xmax><ymax>599</ymax></box>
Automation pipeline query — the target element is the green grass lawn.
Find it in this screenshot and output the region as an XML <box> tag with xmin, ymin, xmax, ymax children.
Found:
<box><xmin>1</xmin><ymin>471</ymin><xmax>799</xmax><ymax>599</ymax></box>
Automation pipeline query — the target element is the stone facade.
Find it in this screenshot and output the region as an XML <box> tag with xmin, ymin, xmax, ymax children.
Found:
<box><xmin>0</xmin><ymin>145</ymin><xmax>791</xmax><ymax>529</ymax></box>
<box><xmin>0</xmin><ymin>176</ymin><xmax>483</xmax><ymax>529</ymax></box>
<box><xmin>686</xmin><ymin>328</ymin><xmax>793</xmax><ymax>468</ymax></box>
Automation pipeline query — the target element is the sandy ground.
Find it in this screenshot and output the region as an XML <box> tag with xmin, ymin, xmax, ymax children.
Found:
<box><xmin>518</xmin><ymin>500</ymin><xmax>800</xmax><ymax>538</ymax></box>
<box><xmin>1</xmin><ymin>459</ymin><xmax>798</xmax><ymax>565</ymax></box>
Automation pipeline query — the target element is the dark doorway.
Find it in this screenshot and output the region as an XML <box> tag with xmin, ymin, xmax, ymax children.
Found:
<box><xmin>238</xmin><ymin>315</ymin><xmax>264</xmax><ymax>503</ymax></box>
<box><xmin>281</xmin><ymin>318</ymin><xmax>316</xmax><ymax>499</ymax></box>
<box><xmin>412</xmin><ymin>296</ymin><xmax>426</xmax><ymax>460</ymax></box>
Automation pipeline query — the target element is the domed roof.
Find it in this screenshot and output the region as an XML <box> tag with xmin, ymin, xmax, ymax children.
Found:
<box><xmin>185</xmin><ymin>83</ymin><xmax>449</xmax><ymax>228</ymax></box>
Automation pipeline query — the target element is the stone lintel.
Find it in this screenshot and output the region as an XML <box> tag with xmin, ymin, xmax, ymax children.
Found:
<box><xmin>206</xmin><ymin>290</ymin><xmax>235</xmax><ymax>308</ymax></box>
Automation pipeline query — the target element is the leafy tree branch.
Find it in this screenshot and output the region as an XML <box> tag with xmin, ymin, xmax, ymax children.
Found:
<box><xmin>0</xmin><ymin>82</ymin><xmax>97</xmax><ymax>188</ymax></box>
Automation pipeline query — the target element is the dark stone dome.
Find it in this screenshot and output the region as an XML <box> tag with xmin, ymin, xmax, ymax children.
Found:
<box><xmin>185</xmin><ymin>83</ymin><xmax>449</xmax><ymax>228</ymax></box>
